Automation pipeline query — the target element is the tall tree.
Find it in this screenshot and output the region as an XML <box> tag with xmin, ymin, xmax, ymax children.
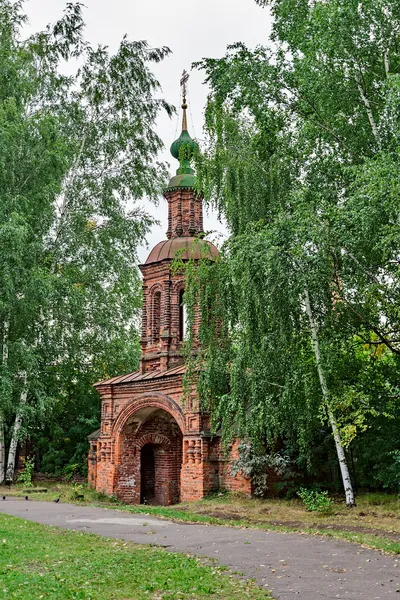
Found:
<box><xmin>185</xmin><ymin>0</ymin><xmax>400</xmax><ymax>503</ymax></box>
<box><xmin>0</xmin><ymin>0</ymin><xmax>172</xmax><ymax>482</ymax></box>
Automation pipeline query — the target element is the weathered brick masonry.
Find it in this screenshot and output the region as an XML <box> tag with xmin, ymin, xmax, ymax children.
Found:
<box><xmin>88</xmin><ymin>95</ymin><xmax>252</xmax><ymax>504</ymax></box>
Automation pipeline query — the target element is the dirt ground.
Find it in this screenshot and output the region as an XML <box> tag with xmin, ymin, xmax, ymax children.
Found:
<box><xmin>177</xmin><ymin>491</ymin><xmax>400</xmax><ymax>540</ymax></box>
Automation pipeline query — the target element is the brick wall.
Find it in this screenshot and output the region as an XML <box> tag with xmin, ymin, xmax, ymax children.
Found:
<box><xmin>139</xmin><ymin>263</ymin><xmax>201</xmax><ymax>373</ymax></box>
<box><xmin>165</xmin><ymin>188</ymin><xmax>204</xmax><ymax>239</ymax></box>
<box><xmin>88</xmin><ymin>441</ymin><xmax>97</xmax><ymax>488</ymax></box>
<box><xmin>91</xmin><ymin>374</ymin><xmax>285</xmax><ymax>503</ymax></box>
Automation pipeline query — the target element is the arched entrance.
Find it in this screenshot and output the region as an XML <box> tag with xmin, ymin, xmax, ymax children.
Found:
<box><xmin>115</xmin><ymin>403</ymin><xmax>183</xmax><ymax>505</ymax></box>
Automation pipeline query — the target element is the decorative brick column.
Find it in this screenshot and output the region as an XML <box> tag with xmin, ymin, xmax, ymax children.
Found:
<box><xmin>95</xmin><ymin>438</ymin><xmax>116</xmax><ymax>495</ymax></box>
<box><xmin>180</xmin><ymin>436</ymin><xmax>215</xmax><ymax>501</ymax></box>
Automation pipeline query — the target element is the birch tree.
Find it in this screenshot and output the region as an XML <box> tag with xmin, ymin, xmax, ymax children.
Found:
<box><xmin>0</xmin><ymin>1</ymin><xmax>172</xmax><ymax>482</ymax></box>
<box><xmin>183</xmin><ymin>0</ymin><xmax>400</xmax><ymax>501</ymax></box>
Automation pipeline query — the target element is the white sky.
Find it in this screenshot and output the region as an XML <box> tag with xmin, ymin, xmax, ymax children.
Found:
<box><xmin>24</xmin><ymin>0</ymin><xmax>272</xmax><ymax>262</ymax></box>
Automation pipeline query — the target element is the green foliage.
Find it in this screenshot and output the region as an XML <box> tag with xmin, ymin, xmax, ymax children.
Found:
<box><xmin>16</xmin><ymin>456</ymin><xmax>34</xmax><ymax>487</ymax></box>
<box><xmin>69</xmin><ymin>482</ymin><xmax>85</xmax><ymax>501</ymax></box>
<box><xmin>62</xmin><ymin>463</ymin><xmax>80</xmax><ymax>482</ymax></box>
<box><xmin>183</xmin><ymin>0</ymin><xmax>400</xmax><ymax>493</ymax></box>
<box><xmin>297</xmin><ymin>488</ymin><xmax>334</xmax><ymax>514</ymax></box>
<box><xmin>0</xmin><ymin>1</ymin><xmax>172</xmax><ymax>479</ymax></box>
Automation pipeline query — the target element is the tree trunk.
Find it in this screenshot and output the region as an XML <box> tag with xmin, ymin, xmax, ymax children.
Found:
<box><xmin>52</xmin><ymin>122</ymin><xmax>90</xmax><ymax>252</ymax></box>
<box><xmin>5</xmin><ymin>373</ymin><xmax>28</xmax><ymax>483</ymax></box>
<box><xmin>0</xmin><ymin>416</ymin><xmax>5</xmax><ymax>485</ymax></box>
<box><xmin>353</xmin><ymin>65</ymin><xmax>381</xmax><ymax>147</ymax></box>
<box><xmin>2</xmin><ymin>316</ymin><xmax>9</xmax><ymax>365</ymax></box>
<box><xmin>384</xmin><ymin>49</ymin><xmax>390</xmax><ymax>77</ymax></box>
<box><xmin>304</xmin><ymin>288</ymin><xmax>356</xmax><ymax>507</ymax></box>
<box><xmin>0</xmin><ymin>316</ymin><xmax>10</xmax><ymax>484</ymax></box>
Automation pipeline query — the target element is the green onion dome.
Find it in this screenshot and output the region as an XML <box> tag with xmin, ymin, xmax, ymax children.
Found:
<box><xmin>166</xmin><ymin>101</ymin><xmax>199</xmax><ymax>190</ymax></box>
<box><xmin>170</xmin><ymin>129</ymin><xmax>198</xmax><ymax>161</ymax></box>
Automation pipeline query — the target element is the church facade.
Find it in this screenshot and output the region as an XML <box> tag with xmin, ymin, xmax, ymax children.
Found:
<box><xmin>88</xmin><ymin>90</ymin><xmax>251</xmax><ymax>505</ymax></box>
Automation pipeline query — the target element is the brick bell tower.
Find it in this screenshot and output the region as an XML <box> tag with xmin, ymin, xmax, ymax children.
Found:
<box><xmin>139</xmin><ymin>72</ymin><xmax>217</xmax><ymax>374</ymax></box>
<box><xmin>88</xmin><ymin>72</ymin><xmax>252</xmax><ymax>505</ymax></box>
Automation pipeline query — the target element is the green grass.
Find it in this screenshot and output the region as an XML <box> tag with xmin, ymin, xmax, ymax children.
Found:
<box><xmin>0</xmin><ymin>481</ymin><xmax>113</xmax><ymax>505</ymax></box>
<box><xmin>0</xmin><ymin>514</ymin><xmax>271</xmax><ymax>599</ymax></box>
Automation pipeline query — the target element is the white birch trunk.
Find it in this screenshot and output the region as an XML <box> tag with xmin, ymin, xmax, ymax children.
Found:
<box><xmin>353</xmin><ymin>67</ymin><xmax>381</xmax><ymax>147</ymax></box>
<box><xmin>5</xmin><ymin>372</ymin><xmax>28</xmax><ymax>483</ymax></box>
<box><xmin>304</xmin><ymin>288</ymin><xmax>356</xmax><ymax>506</ymax></box>
<box><xmin>0</xmin><ymin>316</ymin><xmax>10</xmax><ymax>484</ymax></box>
<box><xmin>0</xmin><ymin>414</ymin><xmax>5</xmax><ymax>485</ymax></box>
<box><xmin>52</xmin><ymin>120</ymin><xmax>91</xmax><ymax>252</ymax></box>
<box><xmin>2</xmin><ymin>317</ymin><xmax>9</xmax><ymax>365</ymax></box>
<box><xmin>384</xmin><ymin>49</ymin><xmax>390</xmax><ymax>77</ymax></box>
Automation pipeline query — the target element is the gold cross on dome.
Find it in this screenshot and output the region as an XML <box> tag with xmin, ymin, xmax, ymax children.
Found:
<box><xmin>180</xmin><ymin>70</ymin><xmax>189</xmax><ymax>102</ymax></box>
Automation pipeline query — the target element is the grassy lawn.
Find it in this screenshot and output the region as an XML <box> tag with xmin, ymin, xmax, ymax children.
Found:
<box><xmin>0</xmin><ymin>481</ymin><xmax>118</xmax><ymax>505</ymax></box>
<box><xmin>0</xmin><ymin>513</ymin><xmax>271</xmax><ymax>599</ymax></box>
<box><xmin>2</xmin><ymin>481</ymin><xmax>400</xmax><ymax>555</ymax></box>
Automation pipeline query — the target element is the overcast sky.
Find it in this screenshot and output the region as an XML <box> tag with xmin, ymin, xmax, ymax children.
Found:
<box><xmin>24</xmin><ymin>0</ymin><xmax>272</xmax><ymax>262</ymax></box>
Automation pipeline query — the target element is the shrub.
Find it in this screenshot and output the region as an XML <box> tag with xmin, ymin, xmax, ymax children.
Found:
<box><xmin>297</xmin><ymin>488</ymin><xmax>334</xmax><ymax>513</ymax></box>
<box><xmin>17</xmin><ymin>457</ymin><xmax>35</xmax><ymax>487</ymax></box>
<box><xmin>63</xmin><ymin>463</ymin><xmax>80</xmax><ymax>482</ymax></box>
<box><xmin>68</xmin><ymin>483</ymin><xmax>85</xmax><ymax>501</ymax></box>
<box><xmin>230</xmin><ymin>442</ymin><xmax>293</xmax><ymax>497</ymax></box>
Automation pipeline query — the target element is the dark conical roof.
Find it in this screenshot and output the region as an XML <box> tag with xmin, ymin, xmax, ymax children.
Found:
<box><xmin>145</xmin><ymin>237</ymin><xmax>219</xmax><ymax>264</ymax></box>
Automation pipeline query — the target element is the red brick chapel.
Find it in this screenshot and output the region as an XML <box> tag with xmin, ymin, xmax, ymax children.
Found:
<box><xmin>88</xmin><ymin>77</ymin><xmax>251</xmax><ymax>505</ymax></box>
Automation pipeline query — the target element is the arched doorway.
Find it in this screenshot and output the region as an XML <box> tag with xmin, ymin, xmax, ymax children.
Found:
<box><xmin>116</xmin><ymin>404</ymin><xmax>183</xmax><ymax>505</ymax></box>
<box><xmin>140</xmin><ymin>444</ymin><xmax>155</xmax><ymax>504</ymax></box>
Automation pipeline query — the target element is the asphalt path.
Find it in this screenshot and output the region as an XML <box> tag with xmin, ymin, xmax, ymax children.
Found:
<box><xmin>1</xmin><ymin>500</ymin><xmax>399</xmax><ymax>599</ymax></box>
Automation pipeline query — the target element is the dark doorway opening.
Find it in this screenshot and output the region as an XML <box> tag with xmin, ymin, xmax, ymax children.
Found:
<box><xmin>140</xmin><ymin>444</ymin><xmax>155</xmax><ymax>504</ymax></box>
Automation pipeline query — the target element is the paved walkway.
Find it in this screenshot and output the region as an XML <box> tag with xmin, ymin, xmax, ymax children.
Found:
<box><xmin>1</xmin><ymin>500</ymin><xmax>399</xmax><ymax>599</ymax></box>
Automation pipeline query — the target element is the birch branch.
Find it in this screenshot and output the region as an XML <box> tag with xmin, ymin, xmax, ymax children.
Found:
<box><xmin>2</xmin><ymin>316</ymin><xmax>9</xmax><ymax>367</ymax></box>
<box><xmin>51</xmin><ymin>114</ymin><xmax>93</xmax><ymax>255</ymax></box>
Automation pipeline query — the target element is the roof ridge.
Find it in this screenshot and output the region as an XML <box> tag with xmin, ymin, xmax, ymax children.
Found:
<box><xmin>94</xmin><ymin>364</ymin><xmax>186</xmax><ymax>387</ymax></box>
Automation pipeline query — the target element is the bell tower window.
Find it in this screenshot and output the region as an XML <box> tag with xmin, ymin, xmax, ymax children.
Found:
<box><xmin>153</xmin><ymin>291</ymin><xmax>161</xmax><ymax>342</ymax></box>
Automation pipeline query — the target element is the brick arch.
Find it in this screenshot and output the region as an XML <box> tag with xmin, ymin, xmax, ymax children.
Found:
<box><xmin>114</xmin><ymin>394</ymin><xmax>184</xmax><ymax>505</ymax></box>
<box><xmin>148</xmin><ymin>282</ymin><xmax>164</xmax><ymax>294</ymax></box>
<box><xmin>113</xmin><ymin>392</ymin><xmax>185</xmax><ymax>436</ymax></box>
<box><xmin>172</xmin><ymin>279</ymin><xmax>185</xmax><ymax>293</ymax></box>
<box><xmin>134</xmin><ymin>432</ymin><xmax>172</xmax><ymax>450</ymax></box>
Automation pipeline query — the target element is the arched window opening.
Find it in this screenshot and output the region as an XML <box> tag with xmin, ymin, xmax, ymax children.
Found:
<box><xmin>153</xmin><ymin>291</ymin><xmax>161</xmax><ymax>342</ymax></box>
<box><xmin>179</xmin><ymin>288</ymin><xmax>187</xmax><ymax>341</ymax></box>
